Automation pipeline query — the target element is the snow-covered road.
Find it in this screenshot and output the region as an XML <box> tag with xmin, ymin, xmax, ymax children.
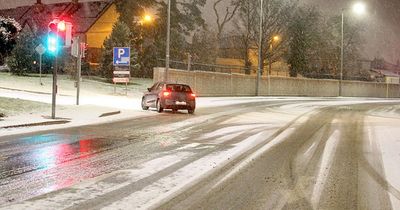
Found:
<box><xmin>1</xmin><ymin>98</ymin><xmax>400</xmax><ymax>209</ymax></box>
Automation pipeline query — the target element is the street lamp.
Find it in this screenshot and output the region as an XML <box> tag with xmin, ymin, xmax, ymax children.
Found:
<box><xmin>340</xmin><ymin>1</ymin><xmax>366</xmax><ymax>96</ymax></box>
<box><xmin>353</xmin><ymin>2</ymin><xmax>366</xmax><ymax>15</ymax></box>
<box><xmin>136</xmin><ymin>14</ymin><xmax>154</xmax><ymax>55</ymax></box>
<box><xmin>165</xmin><ymin>0</ymin><xmax>171</xmax><ymax>82</ymax></box>
<box><xmin>268</xmin><ymin>35</ymin><xmax>280</xmax><ymax>95</ymax></box>
<box><xmin>143</xmin><ymin>14</ymin><xmax>153</xmax><ymax>24</ymax></box>
<box><xmin>256</xmin><ymin>0</ymin><xmax>264</xmax><ymax>96</ymax></box>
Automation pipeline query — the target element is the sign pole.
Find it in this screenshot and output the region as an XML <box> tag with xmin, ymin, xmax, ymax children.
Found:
<box><xmin>112</xmin><ymin>47</ymin><xmax>131</xmax><ymax>94</ymax></box>
<box><xmin>35</xmin><ymin>44</ymin><xmax>46</xmax><ymax>85</ymax></box>
<box><xmin>39</xmin><ymin>54</ymin><xmax>43</xmax><ymax>85</ymax></box>
<box><xmin>114</xmin><ymin>81</ymin><xmax>116</xmax><ymax>94</ymax></box>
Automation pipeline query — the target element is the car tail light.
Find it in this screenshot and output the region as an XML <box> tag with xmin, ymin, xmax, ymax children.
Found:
<box><xmin>190</xmin><ymin>93</ymin><xmax>196</xmax><ymax>98</ymax></box>
<box><xmin>163</xmin><ymin>91</ymin><xmax>171</xmax><ymax>97</ymax></box>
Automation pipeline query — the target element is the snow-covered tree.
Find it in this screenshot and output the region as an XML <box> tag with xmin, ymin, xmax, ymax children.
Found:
<box><xmin>0</xmin><ymin>17</ymin><xmax>21</xmax><ymax>65</ymax></box>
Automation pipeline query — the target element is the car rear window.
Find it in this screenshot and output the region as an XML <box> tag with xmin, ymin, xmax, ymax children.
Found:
<box><xmin>166</xmin><ymin>85</ymin><xmax>192</xmax><ymax>92</ymax></box>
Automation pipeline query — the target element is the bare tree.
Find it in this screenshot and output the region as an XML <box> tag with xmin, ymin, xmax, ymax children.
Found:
<box><xmin>232</xmin><ymin>0</ymin><xmax>257</xmax><ymax>74</ymax></box>
<box><xmin>232</xmin><ymin>0</ymin><xmax>296</xmax><ymax>75</ymax></box>
<box><xmin>213</xmin><ymin>0</ymin><xmax>240</xmax><ymax>40</ymax></box>
<box><xmin>212</xmin><ymin>0</ymin><xmax>240</xmax><ymax>60</ymax></box>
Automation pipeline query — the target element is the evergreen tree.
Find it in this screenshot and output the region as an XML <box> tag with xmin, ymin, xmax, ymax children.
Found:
<box><xmin>287</xmin><ymin>7</ymin><xmax>321</xmax><ymax>77</ymax></box>
<box><xmin>99</xmin><ymin>21</ymin><xmax>132</xmax><ymax>81</ymax></box>
<box><xmin>114</xmin><ymin>0</ymin><xmax>156</xmax><ymax>78</ymax></box>
<box><xmin>155</xmin><ymin>0</ymin><xmax>206</xmax><ymax>61</ymax></box>
<box><xmin>7</xmin><ymin>29</ymin><xmax>54</xmax><ymax>76</ymax></box>
<box><xmin>0</xmin><ymin>17</ymin><xmax>21</xmax><ymax>65</ymax></box>
<box><xmin>190</xmin><ymin>28</ymin><xmax>218</xmax><ymax>64</ymax></box>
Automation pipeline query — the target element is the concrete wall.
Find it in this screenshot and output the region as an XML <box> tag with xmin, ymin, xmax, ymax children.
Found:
<box><xmin>153</xmin><ymin>68</ymin><xmax>400</xmax><ymax>98</ymax></box>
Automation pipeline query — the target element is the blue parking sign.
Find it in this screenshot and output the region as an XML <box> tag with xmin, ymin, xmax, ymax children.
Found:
<box><xmin>113</xmin><ymin>47</ymin><xmax>130</xmax><ymax>66</ymax></box>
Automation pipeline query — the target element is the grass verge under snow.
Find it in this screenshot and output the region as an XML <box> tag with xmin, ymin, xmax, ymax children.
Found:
<box><xmin>0</xmin><ymin>97</ymin><xmax>50</xmax><ymax>118</ymax></box>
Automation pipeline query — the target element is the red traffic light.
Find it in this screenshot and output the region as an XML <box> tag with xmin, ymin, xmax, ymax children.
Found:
<box><xmin>48</xmin><ymin>22</ymin><xmax>57</xmax><ymax>32</ymax></box>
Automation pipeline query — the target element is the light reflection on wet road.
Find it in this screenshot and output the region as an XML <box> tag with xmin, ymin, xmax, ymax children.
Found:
<box><xmin>0</xmin><ymin>101</ymin><xmax>286</xmax><ymax>206</ymax></box>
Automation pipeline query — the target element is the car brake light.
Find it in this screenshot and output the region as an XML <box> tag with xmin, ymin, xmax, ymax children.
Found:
<box><xmin>191</xmin><ymin>93</ymin><xmax>196</xmax><ymax>97</ymax></box>
<box><xmin>163</xmin><ymin>91</ymin><xmax>171</xmax><ymax>97</ymax></box>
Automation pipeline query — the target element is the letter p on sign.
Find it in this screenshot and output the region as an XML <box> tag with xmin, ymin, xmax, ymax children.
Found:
<box><xmin>118</xmin><ymin>49</ymin><xmax>125</xmax><ymax>58</ymax></box>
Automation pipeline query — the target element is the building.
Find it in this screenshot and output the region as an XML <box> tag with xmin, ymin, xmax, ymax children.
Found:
<box><xmin>0</xmin><ymin>0</ymin><xmax>119</xmax><ymax>67</ymax></box>
<box><xmin>218</xmin><ymin>35</ymin><xmax>289</xmax><ymax>76</ymax></box>
<box><xmin>370</xmin><ymin>58</ymin><xmax>400</xmax><ymax>83</ymax></box>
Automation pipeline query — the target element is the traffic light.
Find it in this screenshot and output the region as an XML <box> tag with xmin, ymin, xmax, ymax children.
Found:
<box><xmin>47</xmin><ymin>20</ymin><xmax>60</xmax><ymax>55</ymax></box>
<box><xmin>57</xmin><ymin>20</ymin><xmax>73</xmax><ymax>47</ymax></box>
<box><xmin>46</xmin><ymin>19</ymin><xmax>73</xmax><ymax>55</ymax></box>
<box><xmin>80</xmin><ymin>43</ymin><xmax>88</xmax><ymax>58</ymax></box>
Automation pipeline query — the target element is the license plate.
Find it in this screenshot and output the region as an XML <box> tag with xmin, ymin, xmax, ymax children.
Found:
<box><xmin>176</xmin><ymin>101</ymin><xmax>186</xmax><ymax>105</ymax></box>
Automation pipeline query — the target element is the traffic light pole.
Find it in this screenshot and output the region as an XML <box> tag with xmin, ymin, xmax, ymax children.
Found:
<box><xmin>76</xmin><ymin>38</ymin><xmax>82</xmax><ymax>106</ymax></box>
<box><xmin>51</xmin><ymin>52</ymin><xmax>58</xmax><ymax>119</ymax></box>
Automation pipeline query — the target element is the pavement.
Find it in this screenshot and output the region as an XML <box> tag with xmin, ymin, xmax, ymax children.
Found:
<box><xmin>0</xmin><ymin>87</ymin><xmax>151</xmax><ymax>137</ymax></box>
<box><xmin>0</xmin><ymin>98</ymin><xmax>400</xmax><ymax>209</ymax></box>
<box><xmin>1</xmin><ymin>75</ymin><xmax>400</xmax><ymax>209</ymax></box>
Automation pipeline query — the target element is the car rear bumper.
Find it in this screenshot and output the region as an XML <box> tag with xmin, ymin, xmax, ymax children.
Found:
<box><xmin>162</xmin><ymin>99</ymin><xmax>196</xmax><ymax>110</ymax></box>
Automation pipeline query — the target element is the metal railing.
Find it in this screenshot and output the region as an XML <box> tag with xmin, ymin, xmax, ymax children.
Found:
<box><xmin>157</xmin><ymin>59</ymin><xmax>256</xmax><ymax>75</ymax></box>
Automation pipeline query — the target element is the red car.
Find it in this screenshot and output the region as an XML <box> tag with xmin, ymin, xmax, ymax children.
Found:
<box><xmin>142</xmin><ymin>82</ymin><xmax>196</xmax><ymax>114</ymax></box>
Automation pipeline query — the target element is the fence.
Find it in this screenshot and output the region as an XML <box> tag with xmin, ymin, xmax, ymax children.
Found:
<box><xmin>157</xmin><ymin>59</ymin><xmax>256</xmax><ymax>75</ymax></box>
<box><xmin>153</xmin><ymin>67</ymin><xmax>400</xmax><ymax>98</ymax></box>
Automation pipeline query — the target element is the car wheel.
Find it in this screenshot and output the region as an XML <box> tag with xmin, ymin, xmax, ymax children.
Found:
<box><xmin>156</xmin><ymin>99</ymin><xmax>163</xmax><ymax>113</ymax></box>
<box><xmin>141</xmin><ymin>97</ymin><xmax>149</xmax><ymax>110</ymax></box>
<box><xmin>188</xmin><ymin>108</ymin><xmax>195</xmax><ymax>114</ymax></box>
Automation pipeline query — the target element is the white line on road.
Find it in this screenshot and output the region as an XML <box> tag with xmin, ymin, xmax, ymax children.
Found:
<box><xmin>311</xmin><ymin>130</ymin><xmax>340</xmax><ymax>209</ymax></box>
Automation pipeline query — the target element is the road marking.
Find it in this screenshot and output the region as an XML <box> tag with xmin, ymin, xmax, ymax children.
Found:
<box><xmin>175</xmin><ymin>143</ymin><xmax>201</xmax><ymax>151</ymax></box>
<box><xmin>311</xmin><ymin>130</ymin><xmax>340</xmax><ymax>209</ymax></box>
<box><xmin>4</xmin><ymin>152</ymin><xmax>192</xmax><ymax>209</ymax></box>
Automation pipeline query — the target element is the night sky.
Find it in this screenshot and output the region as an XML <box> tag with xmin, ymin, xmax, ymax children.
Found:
<box><xmin>1</xmin><ymin>0</ymin><xmax>400</xmax><ymax>62</ymax></box>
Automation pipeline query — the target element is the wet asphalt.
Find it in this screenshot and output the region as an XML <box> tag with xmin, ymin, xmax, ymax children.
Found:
<box><xmin>0</xmin><ymin>99</ymin><xmax>399</xmax><ymax>209</ymax></box>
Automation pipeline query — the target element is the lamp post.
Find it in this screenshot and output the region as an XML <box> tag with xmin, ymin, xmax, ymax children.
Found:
<box><xmin>256</xmin><ymin>0</ymin><xmax>263</xmax><ymax>96</ymax></box>
<box><xmin>268</xmin><ymin>35</ymin><xmax>280</xmax><ymax>95</ymax></box>
<box><xmin>340</xmin><ymin>2</ymin><xmax>366</xmax><ymax>96</ymax></box>
<box><xmin>138</xmin><ymin>14</ymin><xmax>153</xmax><ymax>52</ymax></box>
<box><xmin>165</xmin><ymin>0</ymin><xmax>171</xmax><ymax>82</ymax></box>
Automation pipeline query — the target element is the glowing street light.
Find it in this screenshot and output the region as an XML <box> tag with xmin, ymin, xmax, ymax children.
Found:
<box><xmin>339</xmin><ymin>2</ymin><xmax>367</xmax><ymax>96</ymax></box>
<box><xmin>143</xmin><ymin>14</ymin><xmax>153</xmax><ymax>24</ymax></box>
<box><xmin>353</xmin><ymin>2</ymin><xmax>366</xmax><ymax>15</ymax></box>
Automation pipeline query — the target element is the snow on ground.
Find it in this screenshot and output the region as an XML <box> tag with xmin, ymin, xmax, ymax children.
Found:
<box><xmin>0</xmin><ymin>73</ymin><xmax>155</xmax><ymax>137</ymax></box>
<box><xmin>366</xmin><ymin>115</ymin><xmax>400</xmax><ymax>209</ymax></box>
<box><xmin>0</xmin><ymin>97</ymin><xmax>50</xmax><ymax>117</ymax></box>
<box><xmin>0</xmin><ymin>73</ymin><xmax>153</xmax><ymax>98</ymax></box>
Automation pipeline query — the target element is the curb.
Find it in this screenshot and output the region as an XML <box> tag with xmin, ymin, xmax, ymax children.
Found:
<box><xmin>99</xmin><ymin>111</ymin><xmax>121</xmax><ymax>118</ymax></box>
<box><xmin>1</xmin><ymin>120</ymin><xmax>70</xmax><ymax>129</ymax></box>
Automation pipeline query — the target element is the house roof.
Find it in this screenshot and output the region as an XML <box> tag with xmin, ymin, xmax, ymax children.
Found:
<box><xmin>371</xmin><ymin>68</ymin><xmax>400</xmax><ymax>77</ymax></box>
<box><xmin>0</xmin><ymin>1</ymin><xmax>113</xmax><ymax>34</ymax></box>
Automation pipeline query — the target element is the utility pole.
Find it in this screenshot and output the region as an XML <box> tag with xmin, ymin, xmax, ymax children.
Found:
<box><xmin>256</xmin><ymin>0</ymin><xmax>264</xmax><ymax>96</ymax></box>
<box><xmin>165</xmin><ymin>0</ymin><xmax>171</xmax><ymax>82</ymax></box>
